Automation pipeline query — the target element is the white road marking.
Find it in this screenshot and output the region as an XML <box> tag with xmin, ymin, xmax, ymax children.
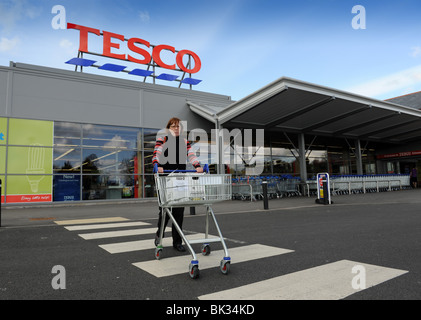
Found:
<box><xmin>78</xmin><ymin>227</ymin><xmax>170</xmax><ymax>240</ymax></box>
<box><xmin>198</xmin><ymin>259</ymin><xmax>408</xmax><ymax>300</ymax></box>
<box><xmin>133</xmin><ymin>244</ymin><xmax>293</xmax><ymax>278</ymax></box>
<box><xmin>64</xmin><ymin>221</ymin><xmax>150</xmax><ymax>231</ymax></box>
<box><xmin>54</xmin><ymin>217</ymin><xmax>129</xmax><ymax>225</ymax></box>
<box><xmin>99</xmin><ymin>233</ymin><xmax>219</xmax><ymax>254</ymax></box>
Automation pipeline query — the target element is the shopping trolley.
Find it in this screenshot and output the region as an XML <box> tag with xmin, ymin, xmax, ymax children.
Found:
<box><xmin>153</xmin><ymin>164</ymin><xmax>232</xmax><ymax>279</ymax></box>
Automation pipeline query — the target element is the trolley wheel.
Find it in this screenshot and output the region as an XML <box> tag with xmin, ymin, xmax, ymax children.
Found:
<box><xmin>201</xmin><ymin>244</ymin><xmax>211</xmax><ymax>256</ymax></box>
<box><xmin>189</xmin><ymin>262</ymin><xmax>200</xmax><ymax>279</ymax></box>
<box><xmin>220</xmin><ymin>259</ymin><xmax>230</xmax><ymax>275</ymax></box>
<box><xmin>155</xmin><ymin>247</ymin><xmax>163</xmax><ymax>260</ymax></box>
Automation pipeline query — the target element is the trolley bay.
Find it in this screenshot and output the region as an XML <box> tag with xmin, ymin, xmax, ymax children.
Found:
<box><xmin>0</xmin><ymin>190</ymin><xmax>420</xmax><ymax>300</ymax></box>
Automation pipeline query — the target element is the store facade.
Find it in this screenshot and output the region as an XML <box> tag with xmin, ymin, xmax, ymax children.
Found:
<box><xmin>0</xmin><ymin>61</ymin><xmax>231</xmax><ymax>204</ymax></box>
<box><xmin>2</xmin><ymin>61</ymin><xmax>421</xmax><ymax>205</ymax></box>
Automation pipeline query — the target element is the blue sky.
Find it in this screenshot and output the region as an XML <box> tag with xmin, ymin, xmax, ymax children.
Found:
<box><xmin>1</xmin><ymin>0</ymin><xmax>421</xmax><ymax>101</ymax></box>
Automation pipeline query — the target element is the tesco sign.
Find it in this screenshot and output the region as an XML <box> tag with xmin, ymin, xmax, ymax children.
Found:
<box><xmin>67</xmin><ymin>23</ymin><xmax>201</xmax><ymax>74</ymax></box>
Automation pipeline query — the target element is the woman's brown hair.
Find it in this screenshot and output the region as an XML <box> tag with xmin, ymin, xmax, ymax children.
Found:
<box><xmin>166</xmin><ymin>117</ymin><xmax>183</xmax><ymax>130</ymax></box>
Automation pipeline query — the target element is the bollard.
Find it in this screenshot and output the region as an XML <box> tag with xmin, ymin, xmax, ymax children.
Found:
<box><xmin>315</xmin><ymin>173</ymin><xmax>332</xmax><ymax>205</ymax></box>
<box><xmin>262</xmin><ymin>179</ymin><xmax>269</xmax><ymax>210</ymax></box>
<box><xmin>323</xmin><ymin>181</ymin><xmax>328</xmax><ymax>205</ymax></box>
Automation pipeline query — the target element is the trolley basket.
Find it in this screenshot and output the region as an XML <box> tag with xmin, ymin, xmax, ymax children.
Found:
<box><xmin>153</xmin><ymin>164</ymin><xmax>232</xmax><ymax>279</ymax></box>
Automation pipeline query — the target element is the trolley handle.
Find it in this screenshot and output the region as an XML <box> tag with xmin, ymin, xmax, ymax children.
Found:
<box><xmin>153</xmin><ymin>163</ymin><xmax>209</xmax><ymax>174</ymax></box>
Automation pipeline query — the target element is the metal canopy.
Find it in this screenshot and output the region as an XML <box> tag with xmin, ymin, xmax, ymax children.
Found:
<box><xmin>188</xmin><ymin>77</ymin><xmax>421</xmax><ymax>144</ymax></box>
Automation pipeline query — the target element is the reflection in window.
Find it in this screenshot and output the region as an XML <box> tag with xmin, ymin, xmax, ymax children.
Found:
<box><xmin>82</xmin><ymin>174</ymin><xmax>138</xmax><ymax>200</ymax></box>
<box><xmin>54</xmin><ymin>122</ymin><xmax>81</xmax><ymax>147</ymax></box>
<box><xmin>82</xmin><ymin>124</ymin><xmax>141</xmax><ymax>149</ymax></box>
<box><xmin>308</xmin><ymin>157</ymin><xmax>328</xmax><ymax>174</ymax></box>
<box><xmin>143</xmin><ymin>128</ymin><xmax>159</xmax><ymax>150</ymax></box>
<box><xmin>272</xmin><ymin>156</ymin><xmax>296</xmax><ymax>174</ymax></box>
<box><xmin>53</xmin><ymin>147</ymin><xmax>81</xmax><ymax>173</ymax></box>
<box><xmin>143</xmin><ymin>150</ymin><xmax>153</xmax><ymax>173</ymax></box>
<box><xmin>144</xmin><ymin>175</ymin><xmax>156</xmax><ymax>198</ymax></box>
<box><xmin>81</xmin><ymin>149</ymin><xmax>141</xmax><ymax>174</ymax></box>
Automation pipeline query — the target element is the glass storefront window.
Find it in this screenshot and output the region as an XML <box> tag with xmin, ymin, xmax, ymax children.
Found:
<box><xmin>54</xmin><ymin>122</ymin><xmax>81</xmax><ymax>147</ymax></box>
<box><xmin>82</xmin><ymin>124</ymin><xmax>141</xmax><ymax>149</ymax></box>
<box><xmin>328</xmin><ymin>148</ymin><xmax>350</xmax><ymax>175</ymax></box>
<box><xmin>3</xmin><ymin>116</ymin><xmax>389</xmax><ymax>203</ymax></box>
<box><xmin>143</xmin><ymin>150</ymin><xmax>153</xmax><ymax>173</ymax></box>
<box><xmin>81</xmin><ymin>149</ymin><xmax>141</xmax><ymax>174</ymax></box>
<box><xmin>308</xmin><ymin>157</ymin><xmax>328</xmax><ymax>174</ymax></box>
<box><xmin>144</xmin><ymin>174</ymin><xmax>156</xmax><ymax>198</ymax></box>
<box><xmin>133</xmin><ymin>175</ymin><xmax>142</xmax><ymax>199</ymax></box>
<box><xmin>53</xmin><ymin>147</ymin><xmax>81</xmax><ymax>173</ymax></box>
<box><xmin>272</xmin><ymin>156</ymin><xmax>296</xmax><ymax>174</ymax></box>
<box><xmin>82</xmin><ymin>174</ymin><xmax>137</xmax><ymax>200</ymax></box>
<box><xmin>308</xmin><ymin>150</ymin><xmax>328</xmax><ymax>175</ymax></box>
<box><xmin>143</xmin><ymin>128</ymin><xmax>159</xmax><ymax>150</ymax></box>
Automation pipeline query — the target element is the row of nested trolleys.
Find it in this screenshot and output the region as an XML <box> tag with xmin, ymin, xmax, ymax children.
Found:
<box><xmin>231</xmin><ymin>174</ymin><xmax>412</xmax><ymax>200</ymax></box>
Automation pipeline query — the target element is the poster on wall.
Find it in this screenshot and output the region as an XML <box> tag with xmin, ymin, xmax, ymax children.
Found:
<box><xmin>53</xmin><ymin>174</ymin><xmax>80</xmax><ymax>201</ymax></box>
<box><xmin>6</xmin><ymin>118</ymin><xmax>53</xmax><ymax>203</ymax></box>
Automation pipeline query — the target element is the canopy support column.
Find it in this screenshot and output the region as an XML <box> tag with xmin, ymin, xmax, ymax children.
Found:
<box><xmin>355</xmin><ymin>139</ymin><xmax>363</xmax><ymax>175</ymax></box>
<box><xmin>298</xmin><ymin>133</ymin><xmax>307</xmax><ymax>181</ymax></box>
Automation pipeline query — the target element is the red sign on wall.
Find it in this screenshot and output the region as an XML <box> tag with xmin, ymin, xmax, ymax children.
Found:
<box><xmin>377</xmin><ymin>150</ymin><xmax>421</xmax><ymax>159</ymax></box>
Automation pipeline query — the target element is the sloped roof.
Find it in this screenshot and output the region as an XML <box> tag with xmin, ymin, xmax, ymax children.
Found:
<box><xmin>189</xmin><ymin>77</ymin><xmax>421</xmax><ymax>144</ymax></box>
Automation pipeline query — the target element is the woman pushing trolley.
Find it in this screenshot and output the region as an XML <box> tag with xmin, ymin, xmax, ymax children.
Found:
<box><xmin>152</xmin><ymin>117</ymin><xmax>232</xmax><ymax>279</ymax></box>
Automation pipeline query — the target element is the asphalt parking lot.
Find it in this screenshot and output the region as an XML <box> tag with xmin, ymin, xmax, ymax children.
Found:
<box><xmin>1</xmin><ymin>189</ymin><xmax>421</xmax><ymax>304</ymax></box>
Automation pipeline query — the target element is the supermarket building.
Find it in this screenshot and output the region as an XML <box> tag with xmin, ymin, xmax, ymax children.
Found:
<box><xmin>2</xmin><ymin>58</ymin><xmax>421</xmax><ymax>205</ymax></box>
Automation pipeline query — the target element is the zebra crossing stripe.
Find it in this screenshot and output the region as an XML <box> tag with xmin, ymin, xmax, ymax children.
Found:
<box><xmin>78</xmin><ymin>227</ymin><xmax>168</xmax><ymax>240</ymax></box>
<box><xmin>198</xmin><ymin>259</ymin><xmax>408</xmax><ymax>300</ymax></box>
<box><xmin>64</xmin><ymin>221</ymin><xmax>150</xmax><ymax>231</ymax></box>
<box><xmin>132</xmin><ymin>244</ymin><xmax>293</xmax><ymax>278</ymax></box>
<box><xmin>54</xmin><ymin>217</ymin><xmax>129</xmax><ymax>225</ymax></box>
<box><xmin>99</xmin><ymin>233</ymin><xmax>219</xmax><ymax>254</ymax></box>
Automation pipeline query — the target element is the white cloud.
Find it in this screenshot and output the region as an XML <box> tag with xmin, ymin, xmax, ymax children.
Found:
<box><xmin>0</xmin><ymin>0</ymin><xmax>41</xmax><ymax>32</ymax></box>
<box><xmin>59</xmin><ymin>39</ymin><xmax>77</xmax><ymax>56</ymax></box>
<box><xmin>0</xmin><ymin>37</ymin><xmax>19</xmax><ymax>52</ymax></box>
<box><xmin>139</xmin><ymin>11</ymin><xmax>150</xmax><ymax>23</ymax></box>
<box><xmin>60</xmin><ymin>39</ymin><xmax>73</xmax><ymax>49</ymax></box>
<box><xmin>410</xmin><ymin>46</ymin><xmax>421</xmax><ymax>58</ymax></box>
<box><xmin>346</xmin><ymin>65</ymin><xmax>421</xmax><ymax>98</ymax></box>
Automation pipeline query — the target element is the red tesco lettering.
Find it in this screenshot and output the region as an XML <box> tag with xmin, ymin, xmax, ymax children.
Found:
<box><xmin>67</xmin><ymin>23</ymin><xmax>201</xmax><ymax>74</ymax></box>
